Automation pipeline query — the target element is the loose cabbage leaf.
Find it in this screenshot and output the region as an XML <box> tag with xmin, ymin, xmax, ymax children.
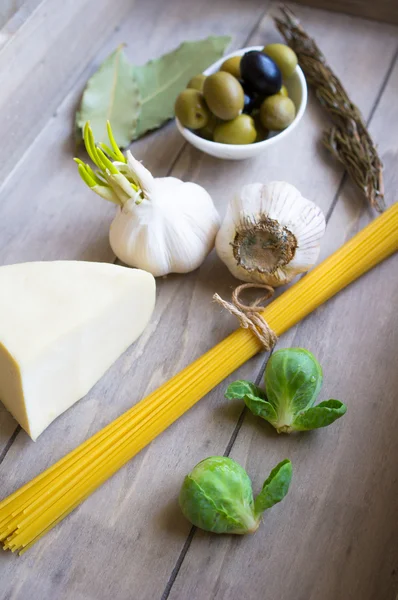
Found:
<box><xmin>132</xmin><ymin>36</ymin><xmax>231</xmax><ymax>139</ymax></box>
<box><xmin>76</xmin><ymin>46</ymin><xmax>141</xmax><ymax>148</ymax></box>
<box><xmin>254</xmin><ymin>459</ymin><xmax>293</xmax><ymax>515</ymax></box>
<box><xmin>293</xmin><ymin>400</ymin><xmax>347</xmax><ymax>431</ymax></box>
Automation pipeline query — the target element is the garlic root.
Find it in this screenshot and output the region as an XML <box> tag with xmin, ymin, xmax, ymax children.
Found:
<box><xmin>215</xmin><ymin>181</ymin><xmax>326</xmax><ymax>287</ymax></box>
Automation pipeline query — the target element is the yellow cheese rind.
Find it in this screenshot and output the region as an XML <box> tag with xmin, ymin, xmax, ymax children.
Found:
<box><xmin>0</xmin><ymin>261</ymin><xmax>156</xmax><ymax>440</ymax></box>
<box><xmin>0</xmin><ymin>343</ymin><xmax>28</xmax><ymax>434</ymax></box>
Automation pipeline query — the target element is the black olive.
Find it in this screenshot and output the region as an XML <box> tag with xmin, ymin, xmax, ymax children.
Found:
<box><xmin>242</xmin><ymin>92</ymin><xmax>255</xmax><ymax>114</ymax></box>
<box><xmin>242</xmin><ymin>93</ymin><xmax>253</xmax><ymax>114</ymax></box>
<box><xmin>239</xmin><ymin>78</ymin><xmax>254</xmax><ymax>95</ymax></box>
<box><xmin>239</xmin><ymin>80</ymin><xmax>260</xmax><ymax>114</ymax></box>
<box><xmin>240</xmin><ymin>51</ymin><xmax>282</xmax><ymax>96</ymax></box>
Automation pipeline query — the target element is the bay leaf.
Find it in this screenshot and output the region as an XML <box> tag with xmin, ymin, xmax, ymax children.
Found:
<box><xmin>76</xmin><ymin>45</ymin><xmax>141</xmax><ymax>148</ymax></box>
<box><xmin>132</xmin><ymin>35</ymin><xmax>231</xmax><ymax>139</ymax></box>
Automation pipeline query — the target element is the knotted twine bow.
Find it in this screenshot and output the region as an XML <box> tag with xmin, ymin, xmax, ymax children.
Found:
<box><xmin>213</xmin><ymin>283</ymin><xmax>278</xmax><ymax>351</ymax></box>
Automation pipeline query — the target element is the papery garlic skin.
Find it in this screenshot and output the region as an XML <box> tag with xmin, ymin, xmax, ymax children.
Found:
<box><xmin>109</xmin><ymin>159</ymin><xmax>220</xmax><ymax>276</ymax></box>
<box><xmin>216</xmin><ymin>182</ymin><xmax>326</xmax><ymax>287</ymax></box>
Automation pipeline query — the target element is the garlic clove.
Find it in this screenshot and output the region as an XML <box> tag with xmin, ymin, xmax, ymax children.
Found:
<box><xmin>126</xmin><ymin>150</ymin><xmax>155</xmax><ymax>200</ymax></box>
<box><xmin>109</xmin><ymin>199</ymin><xmax>174</xmax><ymax>276</ymax></box>
<box><xmin>110</xmin><ymin>173</ymin><xmax>139</xmax><ymax>201</ymax></box>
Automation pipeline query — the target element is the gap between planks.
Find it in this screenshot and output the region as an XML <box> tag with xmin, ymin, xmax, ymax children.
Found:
<box><xmin>0</xmin><ymin>0</ymin><xmax>135</xmax><ymax>196</ymax></box>
<box><xmin>0</xmin><ymin>0</ymin><xmax>44</xmax><ymax>50</ymax></box>
<box><xmin>160</xmin><ymin>355</ymin><xmax>269</xmax><ymax>600</ymax></box>
<box><xmin>157</xmin><ymin>30</ymin><xmax>398</xmax><ymax>600</ymax></box>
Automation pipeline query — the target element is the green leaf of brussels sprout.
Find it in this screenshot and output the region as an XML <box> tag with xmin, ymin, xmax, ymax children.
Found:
<box><xmin>254</xmin><ymin>459</ymin><xmax>293</xmax><ymax>515</ymax></box>
<box><xmin>225</xmin><ymin>381</ymin><xmax>278</xmax><ymax>424</ymax></box>
<box><xmin>292</xmin><ymin>399</ymin><xmax>347</xmax><ymax>431</ymax></box>
<box><xmin>225</xmin><ymin>380</ymin><xmax>265</xmax><ymax>401</ymax></box>
<box><xmin>179</xmin><ymin>456</ymin><xmax>293</xmax><ymax>535</ymax></box>
<box><xmin>226</xmin><ymin>348</ymin><xmax>347</xmax><ymax>434</ymax></box>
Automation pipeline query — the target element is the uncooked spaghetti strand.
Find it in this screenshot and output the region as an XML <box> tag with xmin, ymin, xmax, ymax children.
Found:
<box><xmin>1</xmin><ymin>203</ymin><xmax>396</xmax><ymax>553</ymax></box>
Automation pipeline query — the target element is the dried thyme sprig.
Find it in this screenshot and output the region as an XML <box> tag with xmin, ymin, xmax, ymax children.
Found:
<box><xmin>274</xmin><ymin>6</ymin><xmax>385</xmax><ymax>213</ymax></box>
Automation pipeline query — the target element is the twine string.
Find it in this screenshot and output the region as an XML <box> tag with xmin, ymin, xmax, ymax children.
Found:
<box><xmin>213</xmin><ymin>283</ymin><xmax>278</xmax><ymax>350</ymax></box>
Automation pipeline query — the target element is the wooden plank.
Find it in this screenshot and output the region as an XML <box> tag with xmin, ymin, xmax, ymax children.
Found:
<box><xmin>0</xmin><ymin>1</ymin><xmax>268</xmax><ymax>598</ymax></box>
<box><xmin>0</xmin><ymin>3</ymin><xmax>396</xmax><ymax>600</ymax></box>
<box><xmin>167</xmin><ymin>19</ymin><xmax>398</xmax><ymax>600</ymax></box>
<box><xmin>0</xmin><ymin>0</ymin><xmax>43</xmax><ymax>50</ymax></box>
<box><xmin>0</xmin><ymin>0</ymin><xmax>24</xmax><ymax>29</ymax></box>
<box><xmin>293</xmin><ymin>0</ymin><xmax>398</xmax><ymax>26</ymax></box>
<box><xmin>0</xmin><ymin>0</ymin><xmax>135</xmax><ymax>184</ymax></box>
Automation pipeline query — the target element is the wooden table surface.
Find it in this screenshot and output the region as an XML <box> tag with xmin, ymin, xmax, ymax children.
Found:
<box><xmin>0</xmin><ymin>1</ymin><xmax>397</xmax><ymax>599</ymax></box>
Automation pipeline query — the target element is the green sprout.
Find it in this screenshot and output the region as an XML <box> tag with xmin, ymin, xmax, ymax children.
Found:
<box><xmin>179</xmin><ymin>456</ymin><xmax>292</xmax><ymax>534</ymax></box>
<box><xmin>74</xmin><ymin>121</ymin><xmax>142</xmax><ymax>206</ymax></box>
<box><xmin>226</xmin><ymin>348</ymin><xmax>347</xmax><ymax>433</ymax></box>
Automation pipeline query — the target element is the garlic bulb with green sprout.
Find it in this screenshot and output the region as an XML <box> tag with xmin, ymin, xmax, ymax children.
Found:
<box><xmin>179</xmin><ymin>456</ymin><xmax>292</xmax><ymax>534</ymax></box>
<box><xmin>215</xmin><ymin>182</ymin><xmax>326</xmax><ymax>287</ymax></box>
<box><xmin>75</xmin><ymin>122</ymin><xmax>220</xmax><ymax>277</ymax></box>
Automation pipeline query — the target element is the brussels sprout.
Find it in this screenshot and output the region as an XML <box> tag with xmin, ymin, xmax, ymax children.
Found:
<box><xmin>226</xmin><ymin>348</ymin><xmax>347</xmax><ymax>434</ymax></box>
<box><xmin>179</xmin><ymin>456</ymin><xmax>292</xmax><ymax>534</ymax></box>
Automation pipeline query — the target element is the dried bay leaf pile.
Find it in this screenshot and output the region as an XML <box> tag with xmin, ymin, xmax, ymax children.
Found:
<box><xmin>76</xmin><ymin>36</ymin><xmax>231</xmax><ymax>148</ymax></box>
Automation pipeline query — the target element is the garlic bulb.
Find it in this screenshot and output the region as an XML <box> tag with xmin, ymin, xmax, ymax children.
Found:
<box><xmin>76</xmin><ymin>122</ymin><xmax>220</xmax><ymax>277</ymax></box>
<box><xmin>109</xmin><ymin>154</ymin><xmax>220</xmax><ymax>276</ymax></box>
<box><xmin>216</xmin><ymin>182</ymin><xmax>326</xmax><ymax>287</ymax></box>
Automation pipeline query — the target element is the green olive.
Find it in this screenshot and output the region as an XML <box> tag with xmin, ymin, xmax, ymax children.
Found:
<box><xmin>253</xmin><ymin>112</ymin><xmax>269</xmax><ymax>142</ymax></box>
<box><xmin>203</xmin><ymin>72</ymin><xmax>244</xmax><ymax>121</ymax></box>
<box><xmin>263</xmin><ymin>44</ymin><xmax>298</xmax><ymax>79</ymax></box>
<box><xmin>197</xmin><ymin>113</ymin><xmax>218</xmax><ymax>140</ymax></box>
<box><xmin>260</xmin><ymin>95</ymin><xmax>296</xmax><ymax>131</ymax></box>
<box><xmin>175</xmin><ymin>89</ymin><xmax>210</xmax><ymax>130</ymax></box>
<box><xmin>278</xmin><ymin>85</ymin><xmax>288</xmax><ymax>97</ymax></box>
<box><xmin>214</xmin><ymin>114</ymin><xmax>257</xmax><ymax>145</ymax></box>
<box><xmin>255</xmin><ymin>127</ymin><xmax>269</xmax><ymax>143</ymax></box>
<box><xmin>219</xmin><ymin>55</ymin><xmax>241</xmax><ymax>79</ymax></box>
<box><xmin>187</xmin><ymin>74</ymin><xmax>207</xmax><ymax>92</ymax></box>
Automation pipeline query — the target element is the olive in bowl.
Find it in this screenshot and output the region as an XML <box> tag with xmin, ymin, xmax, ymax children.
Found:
<box><xmin>203</xmin><ymin>72</ymin><xmax>244</xmax><ymax>121</ymax></box>
<box><xmin>260</xmin><ymin>95</ymin><xmax>296</xmax><ymax>131</ymax></box>
<box><xmin>240</xmin><ymin>50</ymin><xmax>282</xmax><ymax>96</ymax></box>
<box><xmin>214</xmin><ymin>115</ymin><xmax>257</xmax><ymax>145</ymax></box>
<box><xmin>175</xmin><ymin>45</ymin><xmax>307</xmax><ymax>160</ymax></box>
<box><xmin>175</xmin><ymin>89</ymin><xmax>210</xmax><ymax>129</ymax></box>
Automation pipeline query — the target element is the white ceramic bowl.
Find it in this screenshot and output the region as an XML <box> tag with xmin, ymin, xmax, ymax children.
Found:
<box><xmin>176</xmin><ymin>46</ymin><xmax>307</xmax><ymax>160</ymax></box>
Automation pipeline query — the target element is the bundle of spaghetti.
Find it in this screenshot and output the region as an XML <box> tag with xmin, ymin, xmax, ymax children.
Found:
<box><xmin>1</xmin><ymin>203</ymin><xmax>397</xmax><ymax>554</ymax></box>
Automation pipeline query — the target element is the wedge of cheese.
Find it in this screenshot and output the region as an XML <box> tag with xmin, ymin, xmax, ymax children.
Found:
<box><xmin>0</xmin><ymin>261</ymin><xmax>156</xmax><ymax>440</ymax></box>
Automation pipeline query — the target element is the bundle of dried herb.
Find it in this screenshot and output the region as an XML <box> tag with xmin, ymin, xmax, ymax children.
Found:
<box><xmin>274</xmin><ymin>6</ymin><xmax>385</xmax><ymax>213</ymax></box>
